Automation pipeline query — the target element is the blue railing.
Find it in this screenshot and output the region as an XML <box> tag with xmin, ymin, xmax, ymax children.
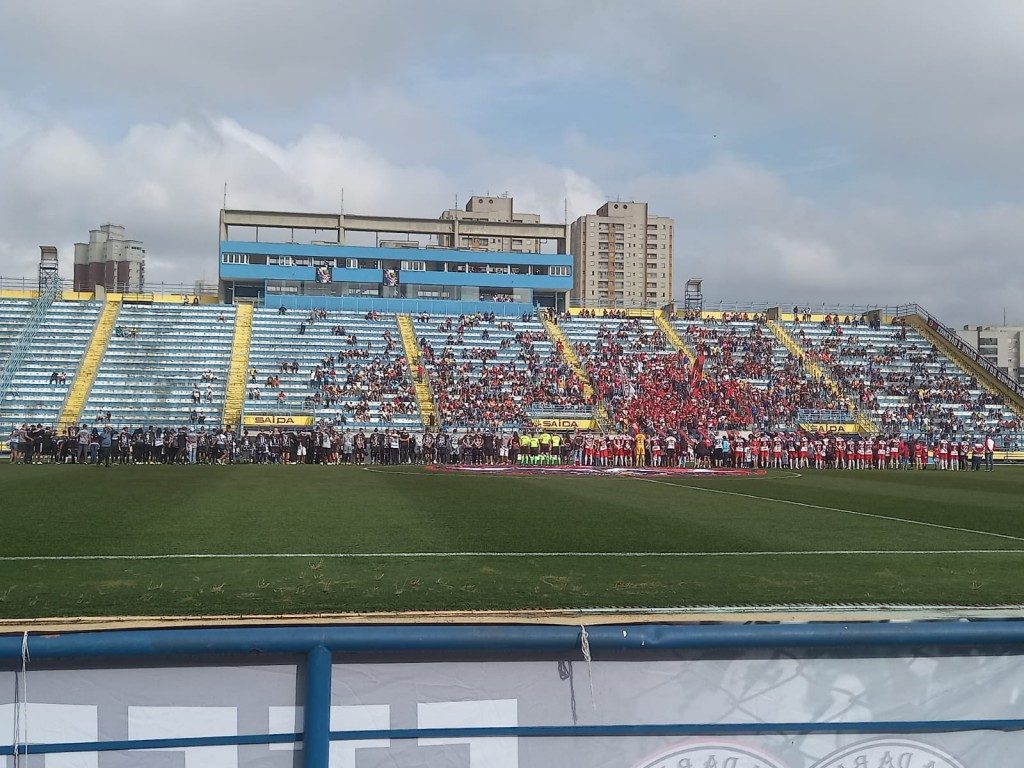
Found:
<box><xmin>0</xmin><ymin>275</ymin><xmax>64</xmax><ymax>408</ymax></box>
<box><xmin>267</xmin><ymin>293</ymin><xmax>537</xmax><ymax>317</ymax></box>
<box><xmin>894</xmin><ymin>303</ymin><xmax>1024</xmax><ymax>403</ymax></box>
<box><xmin>526</xmin><ymin>407</ymin><xmax>595</xmax><ymax>418</ymax></box>
<box><xmin>3</xmin><ymin>620</ymin><xmax>1024</xmax><ymax>765</ymax></box>
<box><xmin>796</xmin><ymin>409</ymin><xmax>856</xmax><ymax>424</ymax></box>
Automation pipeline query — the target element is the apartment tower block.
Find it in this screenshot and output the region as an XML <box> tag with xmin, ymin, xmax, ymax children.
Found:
<box><xmin>570</xmin><ymin>201</ymin><xmax>673</xmax><ymax>307</ymax></box>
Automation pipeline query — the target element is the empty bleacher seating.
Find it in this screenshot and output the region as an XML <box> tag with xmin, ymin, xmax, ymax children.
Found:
<box><xmin>0</xmin><ymin>299</ymin><xmax>33</xmax><ymax>372</ymax></box>
<box><xmin>0</xmin><ymin>300</ymin><xmax>100</xmax><ymax>431</ymax></box>
<box><xmin>82</xmin><ymin>304</ymin><xmax>235</xmax><ymax>428</ymax></box>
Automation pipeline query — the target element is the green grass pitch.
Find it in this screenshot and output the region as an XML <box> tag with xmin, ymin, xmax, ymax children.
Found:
<box><xmin>1</xmin><ymin>464</ymin><xmax>1023</xmax><ymax>618</ymax></box>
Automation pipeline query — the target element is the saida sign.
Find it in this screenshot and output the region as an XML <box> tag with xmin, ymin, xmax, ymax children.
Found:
<box><xmin>242</xmin><ymin>414</ymin><xmax>314</xmax><ymax>427</ymax></box>
<box><xmin>531</xmin><ymin>417</ymin><xmax>596</xmax><ymax>430</ymax></box>
<box><xmin>800</xmin><ymin>422</ymin><xmax>862</xmax><ymax>435</ymax></box>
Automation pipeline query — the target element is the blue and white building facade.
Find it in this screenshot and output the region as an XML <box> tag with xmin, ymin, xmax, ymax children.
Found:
<box><xmin>218</xmin><ymin>206</ymin><xmax>573</xmax><ymax>315</ymax></box>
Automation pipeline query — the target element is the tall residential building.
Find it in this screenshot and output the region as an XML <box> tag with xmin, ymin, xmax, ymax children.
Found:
<box><xmin>73</xmin><ymin>223</ymin><xmax>146</xmax><ymax>293</ymax></box>
<box><xmin>438</xmin><ymin>195</ymin><xmax>541</xmax><ymax>253</ymax></box>
<box><xmin>570</xmin><ymin>202</ymin><xmax>674</xmax><ymax>307</ymax></box>
<box><xmin>957</xmin><ymin>325</ymin><xmax>1024</xmax><ymax>384</ymax></box>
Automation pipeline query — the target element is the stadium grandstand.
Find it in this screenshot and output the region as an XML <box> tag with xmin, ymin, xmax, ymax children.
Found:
<box><xmin>3</xmin><ymin>210</ymin><xmax>1024</xmax><ymax>768</ymax></box>
<box><xmin>3</xmin><ymin>299</ymin><xmax>1023</xmax><ymax>464</ymax></box>
<box><xmin>2</xmin><ymin>227</ymin><xmax>1024</xmax><ymax>461</ymax></box>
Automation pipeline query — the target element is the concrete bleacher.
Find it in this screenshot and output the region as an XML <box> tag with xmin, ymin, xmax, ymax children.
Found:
<box><xmin>0</xmin><ymin>299</ymin><xmax>33</xmax><ymax>371</ymax></box>
<box><xmin>784</xmin><ymin>318</ymin><xmax>1016</xmax><ymax>436</ymax></box>
<box><xmin>561</xmin><ymin>315</ymin><xmax>674</xmax><ymax>383</ymax></box>
<box><xmin>247</xmin><ymin>308</ymin><xmax>420</xmax><ymax>429</ymax></box>
<box><xmin>671</xmin><ymin>314</ymin><xmax>842</xmax><ymax>427</ymax></box>
<box><xmin>414</xmin><ymin>312</ymin><xmax>588</xmax><ymax>429</ymax></box>
<box><xmin>2</xmin><ymin>294</ymin><xmax>1019</xmax><ymax>442</ymax></box>
<box><xmin>81</xmin><ymin>304</ymin><xmax>235</xmax><ymax>428</ymax></box>
<box><xmin>561</xmin><ymin>315</ymin><xmax>672</xmax><ymax>362</ymax></box>
<box><xmin>559</xmin><ymin>315</ymin><xmax>676</xmax><ymax>428</ymax></box>
<box><xmin>0</xmin><ymin>299</ymin><xmax>100</xmax><ymax>430</ymax></box>
<box><xmin>669</xmin><ymin>315</ymin><xmax>788</xmax><ymax>388</ymax></box>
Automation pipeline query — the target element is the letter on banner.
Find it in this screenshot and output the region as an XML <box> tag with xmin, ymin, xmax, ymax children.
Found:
<box><xmin>268</xmin><ymin>704</ymin><xmax>390</xmax><ymax>767</ymax></box>
<box><xmin>0</xmin><ymin>704</ymin><xmax>97</xmax><ymax>768</ymax></box>
<box><xmin>418</xmin><ymin>699</ymin><xmax>518</xmax><ymax>768</ymax></box>
<box><xmin>127</xmin><ymin>706</ymin><xmax>237</xmax><ymax>768</ymax></box>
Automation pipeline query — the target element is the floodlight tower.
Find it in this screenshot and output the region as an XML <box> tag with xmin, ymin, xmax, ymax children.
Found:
<box><xmin>683</xmin><ymin>278</ymin><xmax>704</xmax><ymax>312</ymax></box>
<box><xmin>38</xmin><ymin>245</ymin><xmax>60</xmax><ymax>292</ymax></box>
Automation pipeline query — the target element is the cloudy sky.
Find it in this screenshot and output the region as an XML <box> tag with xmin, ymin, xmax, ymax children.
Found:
<box><xmin>1</xmin><ymin>1</ymin><xmax>1021</xmax><ymax>324</ymax></box>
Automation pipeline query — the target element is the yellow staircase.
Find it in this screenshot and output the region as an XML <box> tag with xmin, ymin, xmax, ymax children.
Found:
<box><xmin>654</xmin><ymin>310</ymin><xmax>696</xmax><ymax>361</ymax></box>
<box><xmin>58</xmin><ymin>297</ymin><xmax>121</xmax><ymax>428</ymax></box>
<box><xmin>901</xmin><ymin>313</ymin><xmax>1024</xmax><ymax>418</ymax></box>
<box><xmin>765</xmin><ymin>318</ymin><xmax>879</xmax><ymax>433</ymax></box>
<box><xmin>222</xmin><ymin>302</ymin><xmax>254</xmax><ymax>430</ymax></box>
<box><xmin>540</xmin><ymin>313</ymin><xmax>612</xmax><ymax>430</ymax></box>
<box><xmin>396</xmin><ymin>314</ymin><xmax>437</xmax><ymax>428</ymax></box>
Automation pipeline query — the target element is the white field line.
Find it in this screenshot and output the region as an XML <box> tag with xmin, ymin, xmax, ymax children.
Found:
<box><xmin>360</xmin><ymin>466</ymin><xmax>806</xmax><ymax>481</ymax></box>
<box><xmin>0</xmin><ymin>550</ymin><xmax>1022</xmax><ymax>562</ymax></box>
<box><xmin>633</xmin><ymin>477</ymin><xmax>1024</xmax><ymax>543</ymax></box>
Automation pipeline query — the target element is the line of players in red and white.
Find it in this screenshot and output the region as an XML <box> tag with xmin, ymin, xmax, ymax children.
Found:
<box><xmin>571</xmin><ymin>431</ymin><xmax>991</xmax><ymax>470</ymax></box>
<box><xmin>746</xmin><ymin>434</ymin><xmax>992</xmax><ymax>471</ymax></box>
<box><xmin>748</xmin><ymin>433</ymin><xmax>919</xmax><ymax>470</ymax></box>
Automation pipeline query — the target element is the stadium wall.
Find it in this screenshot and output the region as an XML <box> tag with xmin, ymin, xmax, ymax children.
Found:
<box><xmin>268</xmin><ymin>292</ymin><xmax>536</xmax><ymax>316</ymax></box>
<box><xmin>1</xmin><ymin>620</ymin><xmax>1021</xmax><ymax>767</ymax></box>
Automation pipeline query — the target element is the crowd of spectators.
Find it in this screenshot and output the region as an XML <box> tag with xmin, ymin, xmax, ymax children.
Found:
<box><xmin>569</xmin><ymin>315</ymin><xmax>841</xmax><ymax>435</ymax></box>
<box><xmin>249</xmin><ymin>307</ymin><xmax>418</xmax><ymax>425</ymax></box>
<box><xmin>419</xmin><ymin>312</ymin><xmax>592</xmax><ymax>429</ymax></box>
<box><xmin>792</xmin><ymin>316</ymin><xmax>1020</xmax><ymax>438</ymax></box>
<box><xmin>681</xmin><ymin>318</ymin><xmax>842</xmax><ymax>426</ymax></box>
<box><xmin>8</xmin><ymin>304</ymin><xmax>1023</xmax><ymax>462</ymax></box>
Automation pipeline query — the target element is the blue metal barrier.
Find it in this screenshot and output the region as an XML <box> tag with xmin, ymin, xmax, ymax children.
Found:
<box><xmin>4</xmin><ymin>620</ymin><xmax>1024</xmax><ymax>766</ymax></box>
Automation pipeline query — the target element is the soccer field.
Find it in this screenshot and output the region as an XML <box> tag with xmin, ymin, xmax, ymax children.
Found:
<box><xmin>1</xmin><ymin>464</ymin><xmax>1023</xmax><ymax>619</ymax></box>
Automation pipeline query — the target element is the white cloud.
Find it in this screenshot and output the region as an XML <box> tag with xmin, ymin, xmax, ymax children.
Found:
<box><xmin>0</xmin><ymin>113</ymin><xmax>605</xmax><ymax>286</ymax></box>
<box><xmin>1</xmin><ymin>2</ymin><xmax>1023</xmax><ymax>324</ymax></box>
<box><xmin>633</xmin><ymin>158</ymin><xmax>1024</xmax><ymax>324</ymax></box>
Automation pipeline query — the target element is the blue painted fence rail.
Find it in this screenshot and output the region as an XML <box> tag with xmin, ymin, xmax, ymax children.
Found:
<box><xmin>4</xmin><ymin>620</ymin><xmax>1024</xmax><ymax>766</ymax></box>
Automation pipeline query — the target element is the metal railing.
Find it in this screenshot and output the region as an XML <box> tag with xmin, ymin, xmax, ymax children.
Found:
<box><xmin>568</xmin><ymin>297</ymin><xmax>666</xmax><ymax>310</ymax></box>
<box><xmin>4</xmin><ymin>621</ymin><xmax>1024</xmax><ymax>768</ymax></box>
<box><xmin>894</xmin><ymin>303</ymin><xmax>1024</xmax><ymax>402</ymax></box>
<box><xmin>0</xmin><ymin>274</ymin><xmax>64</xmax><ymax>408</ymax></box>
<box><xmin>701</xmin><ymin>299</ymin><xmax>899</xmax><ymax>316</ymax></box>
<box><xmin>526</xmin><ymin>407</ymin><xmax>596</xmax><ymax>418</ymax></box>
<box><xmin>796</xmin><ymin>409</ymin><xmax>858</xmax><ymax>424</ymax></box>
<box><xmin>0</xmin><ymin>276</ymin><xmax>219</xmax><ymax>296</ymax></box>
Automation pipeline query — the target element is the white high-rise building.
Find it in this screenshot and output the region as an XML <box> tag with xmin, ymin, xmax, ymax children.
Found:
<box><xmin>958</xmin><ymin>325</ymin><xmax>1024</xmax><ymax>384</ymax></box>
<box><xmin>570</xmin><ymin>202</ymin><xmax>674</xmax><ymax>307</ymax></box>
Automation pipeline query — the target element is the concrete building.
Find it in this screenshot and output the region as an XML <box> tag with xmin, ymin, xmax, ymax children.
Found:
<box><xmin>570</xmin><ymin>201</ymin><xmax>674</xmax><ymax>307</ymax></box>
<box><xmin>438</xmin><ymin>195</ymin><xmax>541</xmax><ymax>253</ymax></box>
<box><xmin>73</xmin><ymin>224</ymin><xmax>146</xmax><ymax>293</ymax></box>
<box><xmin>218</xmin><ymin>201</ymin><xmax>571</xmax><ymax>312</ymax></box>
<box><xmin>958</xmin><ymin>325</ymin><xmax>1024</xmax><ymax>384</ymax></box>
